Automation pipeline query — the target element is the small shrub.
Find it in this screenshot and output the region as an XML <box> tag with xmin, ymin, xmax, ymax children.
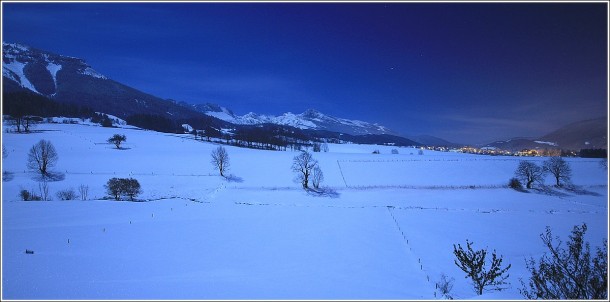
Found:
<box><xmin>56</xmin><ymin>188</ymin><xmax>77</xmax><ymax>200</ymax></box>
<box><xmin>19</xmin><ymin>189</ymin><xmax>41</xmax><ymax>201</ymax></box>
<box><xmin>19</xmin><ymin>189</ymin><xmax>31</xmax><ymax>201</ymax></box>
<box><xmin>436</xmin><ymin>273</ymin><xmax>455</xmax><ymax>299</ymax></box>
<box><xmin>391</xmin><ymin>149</ymin><xmax>399</xmax><ymax>154</ymax></box>
<box><xmin>508</xmin><ymin>177</ymin><xmax>523</xmax><ymax>190</ymax></box>
<box><xmin>372</xmin><ymin>149</ymin><xmax>380</xmax><ymax>154</ymax></box>
<box><xmin>418</xmin><ymin>149</ymin><xmax>424</xmax><ymax>155</ymax></box>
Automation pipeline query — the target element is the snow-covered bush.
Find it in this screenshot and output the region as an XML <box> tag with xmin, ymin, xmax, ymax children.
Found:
<box><xmin>372</xmin><ymin>150</ymin><xmax>380</xmax><ymax>154</ymax></box>
<box><xmin>391</xmin><ymin>149</ymin><xmax>399</xmax><ymax>154</ymax></box>
<box><xmin>57</xmin><ymin>188</ymin><xmax>77</xmax><ymax>200</ymax></box>
<box><xmin>520</xmin><ymin>224</ymin><xmax>608</xmax><ymax>299</ymax></box>
<box><xmin>436</xmin><ymin>273</ymin><xmax>455</xmax><ymax>299</ymax></box>
<box><xmin>508</xmin><ymin>178</ymin><xmax>523</xmax><ymax>190</ymax></box>
<box><xmin>19</xmin><ymin>189</ymin><xmax>41</xmax><ymax>201</ymax></box>
<box><xmin>453</xmin><ymin>239</ymin><xmax>511</xmax><ymax>295</ymax></box>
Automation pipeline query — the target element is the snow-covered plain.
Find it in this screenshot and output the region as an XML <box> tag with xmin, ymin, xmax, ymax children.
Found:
<box><xmin>1</xmin><ymin>122</ymin><xmax>608</xmax><ymax>300</ymax></box>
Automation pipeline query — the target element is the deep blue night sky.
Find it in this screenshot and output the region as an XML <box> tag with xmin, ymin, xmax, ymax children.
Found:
<box><xmin>2</xmin><ymin>2</ymin><xmax>607</xmax><ymax>144</ymax></box>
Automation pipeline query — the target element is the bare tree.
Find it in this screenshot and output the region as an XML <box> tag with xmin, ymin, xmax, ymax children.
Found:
<box><xmin>6</xmin><ymin>116</ymin><xmax>24</xmax><ymax>133</ymax></box>
<box><xmin>108</xmin><ymin>134</ymin><xmax>127</xmax><ymax>149</ymax></box>
<box><xmin>311</xmin><ymin>166</ymin><xmax>324</xmax><ymax>189</ymax></box>
<box><xmin>78</xmin><ymin>184</ymin><xmax>89</xmax><ymax>201</ymax></box>
<box><xmin>27</xmin><ymin>139</ymin><xmax>58</xmax><ymax>176</ymax></box>
<box><xmin>23</xmin><ymin>116</ymin><xmax>38</xmax><ymax>133</ymax></box>
<box><xmin>543</xmin><ymin>157</ymin><xmax>572</xmax><ymax>187</ymax></box>
<box><xmin>291</xmin><ymin>151</ymin><xmax>318</xmax><ymax>189</ymax></box>
<box><xmin>211</xmin><ymin>146</ymin><xmax>230</xmax><ymax>177</ymax></box>
<box><xmin>454</xmin><ymin>240</ymin><xmax>512</xmax><ymax>295</ymax></box>
<box><xmin>2</xmin><ymin>145</ymin><xmax>9</xmax><ymax>181</ymax></box>
<box><xmin>515</xmin><ymin>160</ymin><xmax>545</xmax><ymax>189</ymax></box>
<box><xmin>39</xmin><ymin>181</ymin><xmax>50</xmax><ymax>201</ymax></box>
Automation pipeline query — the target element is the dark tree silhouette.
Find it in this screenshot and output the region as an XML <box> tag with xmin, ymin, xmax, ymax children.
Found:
<box><xmin>27</xmin><ymin>139</ymin><xmax>58</xmax><ymax>176</ymax></box>
<box><xmin>105</xmin><ymin>178</ymin><xmax>141</xmax><ymax>201</ymax></box>
<box><xmin>211</xmin><ymin>146</ymin><xmax>230</xmax><ymax>177</ymax></box>
<box><xmin>543</xmin><ymin>157</ymin><xmax>572</xmax><ymax>187</ymax></box>
<box><xmin>520</xmin><ymin>224</ymin><xmax>607</xmax><ymax>299</ymax></box>
<box><xmin>108</xmin><ymin>134</ymin><xmax>127</xmax><ymax>149</ymax></box>
<box><xmin>515</xmin><ymin>160</ymin><xmax>545</xmax><ymax>189</ymax></box>
<box><xmin>291</xmin><ymin>151</ymin><xmax>318</xmax><ymax>189</ymax></box>
<box><xmin>454</xmin><ymin>240</ymin><xmax>512</xmax><ymax>295</ymax></box>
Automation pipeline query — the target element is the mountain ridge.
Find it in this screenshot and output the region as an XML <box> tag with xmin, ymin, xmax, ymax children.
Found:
<box><xmin>182</xmin><ymin>102</ymin><xmax>397</xmax><ymax>136</ymax></box>
<box><xmin>3</xmin><ymin>41</ymin><xmax>605</xmax><ymax>150</ymax></box>
<box><xmin>2</xmin><ymin>41</ymin><xmax>422</xmax><ymax>146</ymax></box>
<box><xmin>483</xmin><ymin>117</ymin><xmax>607</xmax><ymax>151</ymax></box>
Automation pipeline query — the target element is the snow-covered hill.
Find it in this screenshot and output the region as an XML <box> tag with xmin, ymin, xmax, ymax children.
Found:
<box><xmin>2</xmin><ymin>121</ymin><xmax>607</xmax><ymax>300</ymax></box>
<box><xmin>483</xmin><ymin>117</ymin><xmax>607</xmax><ymax>151</ymax></box>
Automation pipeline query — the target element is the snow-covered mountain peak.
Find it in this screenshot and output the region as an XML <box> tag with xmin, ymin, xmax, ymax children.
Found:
<box><xmin>3</xmin><ymin>41</ymin><xmax>109</xmax><ymax>96</ymax></box>
<box><xmin>301</xmin><ymin>108</ymin><xmax>323</xmax><ymax>118</ymax></box>
<box><xmin>186</xmin><ymin>102</ymin><xmax>397</xmax><ymax>136</ymax></box>
<box><xmin>3</xmin><ymin>42</ymin><xmax>31</xmax><ymax>53</ymax></box>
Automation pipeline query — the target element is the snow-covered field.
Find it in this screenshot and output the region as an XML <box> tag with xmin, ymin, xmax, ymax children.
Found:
<box><xmin>2</xmin><ymin>122</ymin><xmax>608</xmax><ymax>300</ymax></box>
